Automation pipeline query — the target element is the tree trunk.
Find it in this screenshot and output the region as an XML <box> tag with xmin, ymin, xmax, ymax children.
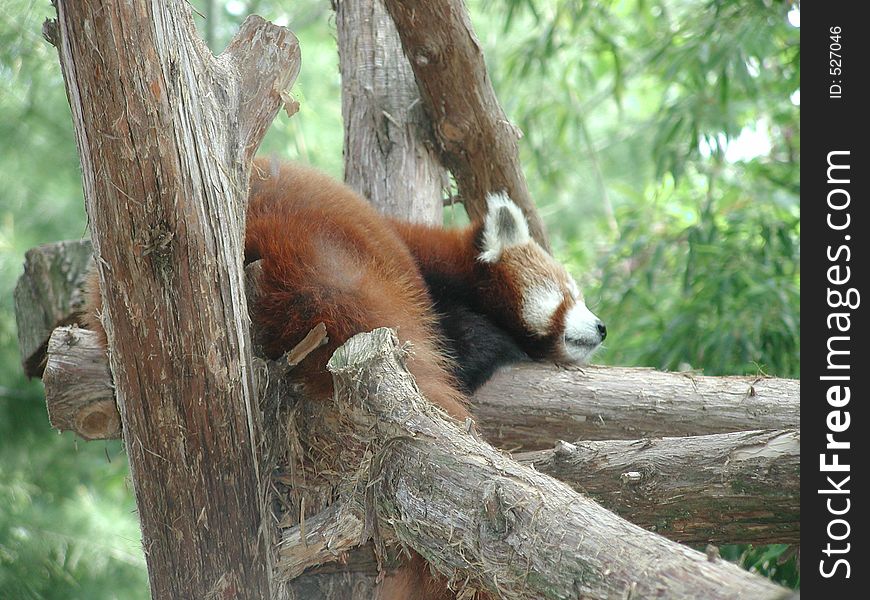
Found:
<box><xmin>51</xmin><ymin>1</ymin><xmax>299</xmax><ymax>597</ymax></box>
<box><xmin>335</xmin><ymin>0</ymin><xmax>448</xmax><ymax>224</ymax></box>
<box><xmin>383</xmin><ymin>0</ymin><xmax>551</xmax><ymax>250</ymax></box>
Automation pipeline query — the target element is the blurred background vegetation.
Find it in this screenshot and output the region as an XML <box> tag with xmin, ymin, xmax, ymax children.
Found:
<box><xmin>1</xmin><ymin>0</ymin><xmax>799</xmax><ymax>597</ymax></box>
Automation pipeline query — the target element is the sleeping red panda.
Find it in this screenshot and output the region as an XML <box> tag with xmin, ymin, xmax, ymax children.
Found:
<box><xmin>245</xmin><ymin>159</ymin><xmax>605</xmax><ymax>392</ymax></box>
<box><xmin>82</xmin><ymin>158</ymin><xmax>605</xmax><ymax>599</ymax></box>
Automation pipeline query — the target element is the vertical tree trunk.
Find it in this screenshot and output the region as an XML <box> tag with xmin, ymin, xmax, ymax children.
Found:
<box><xmin>51</xmin><ymin>1</ymin><xmax>299</xmax><ymax>597</ymax></box>
<box><xmin>335</xmin><ymin>0</ymin><xmax>448</xmax><ymax>224</ymax></box>
<box><xmin>383</xmin><ymin>0</ymin><xmax>551</xmax><ymax>249</ymax></box>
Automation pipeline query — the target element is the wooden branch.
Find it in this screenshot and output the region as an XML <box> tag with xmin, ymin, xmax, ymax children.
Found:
<box><xmin>13</xmin><ymin>239</ymin><xmax>93</xmax><ymax>377</ymax></box>
<box><xmin>43</xmin><ymin>327</ymin><xmax>118</xmax><ymax>440</ymax></box>
<box><xmin>39</xmin><ymin>334</ymin><xmax>799</xmax><ymax>451</ymax></box>
<box><xmin>224</xmin><ymin>16</ymin><xmax>302</xmax><ymax>163</ymax></box>
<box><xmin>52</xmin><ymin>1</ymin><xmax>299</xmax><ymax>597</ymax></box>
<box><xmin>475</xmin><ymin>363</ymin><xmax>799</xmax><ymax>449</ymax></box>
<box><xmin>39</xmin><ymin>327</ymin><xmax>801</xmax><ymax>547</ymax></box>
<box><xmin>276</xmin><ymin>500</ymin><xmax>366</xmax><ymax>580</ymax></box>
<box><xmin>383</xmin><ymin>0</ymin><xmax>550</xmax><ymax>249</ymax></box>
<box><xmin>335</xmin><ymin>0</ymin><xmax>448</xmax><ymax>224</ymax></box>
<box><xmin>516</xmin><ymin>429</ymin><xmax>800</xmax><ymax>545</ymax></box>
<box><xmin>319</xmin><ymin>328</ymin><xmax>789</xmax><ymax>600</ymax></box>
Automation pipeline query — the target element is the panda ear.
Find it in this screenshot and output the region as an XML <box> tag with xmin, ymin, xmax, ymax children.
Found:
<box><xmin>478</xmin><ymin>192</ymin><xmax>531</xmax><ymax>263</ymax></box>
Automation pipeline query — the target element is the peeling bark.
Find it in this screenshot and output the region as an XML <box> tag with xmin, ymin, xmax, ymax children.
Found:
<box><xmin>515</xmin><ymin>429</ymin><xmax>800</xmax><ymax>544</ymax></box>
<box><xmin>476</xmin><ymin>363</ymin><xmax>800</xmax><ymax>449</ymax></box>
<box><xmin>335</xmin><ymin>0</ymin><xmax>448</xmax><ymax>224</ymax></box>
<box><xmin>51</xmin><ymin>1</ymin><xmax>299</xmax><ymax>597</ymax></box>
<box><xmin>383</xmin><ymin>0</ymin><xmax>551</xmax><ymax>249</ymax></box>
<box><xmin>43</xmin><ymin>326</ymin><xmax>118</xmax><ymax>440</ymax></box>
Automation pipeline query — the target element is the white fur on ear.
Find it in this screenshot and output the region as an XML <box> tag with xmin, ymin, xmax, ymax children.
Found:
<box><xmin>478</xmin><ymin>192</ymin><xmax>531</xmax><ymax>263</ymax></box>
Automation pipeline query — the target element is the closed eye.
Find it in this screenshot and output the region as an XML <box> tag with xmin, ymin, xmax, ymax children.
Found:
<box><xmin>522</xmin><ymin>284</ymin><xmax>564</xmax><ymax>336</ymax></box>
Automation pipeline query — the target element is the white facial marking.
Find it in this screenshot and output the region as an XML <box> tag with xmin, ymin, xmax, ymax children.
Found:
<box><xmin>522</xmin><ymin>284</ymin><xmax>564</xmax><ymax>335</ymax></box>
<box><xmin>562</xmin><ymin>300</ymin><xmax>603</xmax><ymax>362</ymax></box>
<box><xmin>478</xmin><ymin>192</ymin><xmax>531</xmax><ymax>263</ymax></box>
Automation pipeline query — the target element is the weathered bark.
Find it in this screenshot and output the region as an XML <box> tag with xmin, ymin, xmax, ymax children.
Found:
<box><xmin>383</xmin><ymin>0</ymin><xmax>550</xmax><ymax>250</ymax></box>
<box><xmin>275</xmin><ymin>328</ymin><xmax>789</xmax><ymax>600</ymax></box>
<box><xmin>276</xmin><ymin>499</ymin><xmax>366</xmax><ymax>580</ymax></box>
<box><xmin>476</xmin><ymin>363</ymin><xmax>800</xmax><ymax>449</ymax></box>
<box><xmin>38</xmin><ymin>327</ymin><xmax>801</xmax><ymax>546</ymax></box>
<box><xmin>52</xmin><ymin>1</ymin><xmax>299</xmax><ymax>597</ymax></box>
<box><xmin>43</xmin><ymin>326</ymin><xmax>118</xmax><ymax>440</ymax></box>
<box><xmin>515</xmin><ymin>429</ymin><xmax>800</xmax><ymax>545</ymax></box>
<box><xmin>13</xmin><ymin>239</ymin><xmax>93</xmax><ymax>377</ymax></box>
<box><xmin>335</xmin><ymin>0</ymin><xmax>448</xmax><ymax>224</ymax></box>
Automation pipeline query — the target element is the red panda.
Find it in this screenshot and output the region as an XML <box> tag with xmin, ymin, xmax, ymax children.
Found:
<box><xmin>82</xmin><ymin>158</ymin><xmax>605</xmax><ymax>600</ymax></box>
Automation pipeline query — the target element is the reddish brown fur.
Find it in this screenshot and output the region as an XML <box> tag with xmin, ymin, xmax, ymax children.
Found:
<box><xmin>245</xmin><ymin>159</ymin><xmax>468</xmax><ymax>421</ymax></box>
<box><xmin>378</xmin><ymin>553</ymin><xmax>494</xmax><ymax>600</ymax></box>
<box><xmin>387</xmin><ymin>220</ymin><xmax>479</xmax><ymax>288</ymax></box>
<box><xmin>387</xmin><ymin>220</ymin><xmax>527</xmax><ymax>334</ymax></box>
<box><xmin>247</xmin><ymin>161</ymin><xmax>490</xmax><ymax>599</ymax></box>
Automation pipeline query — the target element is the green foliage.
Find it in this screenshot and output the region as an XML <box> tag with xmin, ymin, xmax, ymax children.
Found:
<box><xmin>484</xmin><ymin>0</ymin><xmax>799</xmax><ymax>586</ymax></box>
<box><xmin>720</xmin><ymin>544</ymin><xmax>800</xmax><ymax>589</ymax></box>
<box><xmin>0</xmin><ymin>426</ymin><xmax>147</xmax><ymax>600</ymax></box>
<box><xmin>586</xmin><ymin>168</ymin><xmax>800</xmax><ymax>378</ymax></box>
<box><xmin>1</xmin><ymin>0</ymin><xmax>798</xmax><ymax>595</ymax></box>
<box><xmin>1</xmin><ymin>1</ymin><xmax>132</xmax><ymax>591</ymax></box>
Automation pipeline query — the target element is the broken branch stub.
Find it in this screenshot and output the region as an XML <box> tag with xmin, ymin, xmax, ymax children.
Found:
<box><xmin>13</xmin><ymin>239</ymin><xmax>93</xmax><ymax>377</ymax></box>
<box><xmin>43</xmin><ymin>326</ymin><xmax>118</xmax><ymax>440</ymax></box>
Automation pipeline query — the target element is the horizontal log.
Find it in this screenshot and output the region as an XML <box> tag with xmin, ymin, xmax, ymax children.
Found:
<box><xmin>301</xmin><ymin>328</ymin><xmax>790</xmax><ymax>600</ymax></box>
<box><xmin>16</xmin><ymin>241</ymin><xmax>800</xmax><ymax>450</ymax></box>
<box><xmin>475</xmin><ymin>362</ymin><xmax>799</xmax><ymax>449</ymax></box>
<box><xmin>39</xmin><ymin>330</ymin><xmax>799</xmax><ymax>450</ymax></box>
<box><xmin>276</xmin><ymin>500</ymin><xmax>366</xmax><ymax>580</ymax></box>
<box><xmin>515</xmin><ymin>429</ymin><xmax>800</xmax><ymax>545</ymax></box>
<box><xmin>43</xmin><ymin>326</ymin><xmax>118</xmax><ymax>440</ymax></box>
<box><xmin>39</xmin><ymin>327</ymin><xmax>801</xmax><ymax>546</ymax></box>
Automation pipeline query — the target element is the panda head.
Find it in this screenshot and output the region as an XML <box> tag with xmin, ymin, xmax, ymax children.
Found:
<box><xmin>475</xmin><ymin>192</ymin><xmax>606</xmax><ymax>364</ymax></box>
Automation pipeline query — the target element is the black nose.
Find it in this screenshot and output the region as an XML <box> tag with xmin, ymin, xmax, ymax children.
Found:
<box><xmin>596</xmin><ymin>320</ymin><xmax>607</xmax><ymax>341</ymax></box>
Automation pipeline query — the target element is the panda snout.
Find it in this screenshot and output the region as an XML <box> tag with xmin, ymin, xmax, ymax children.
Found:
<box><xmin>559</xmin><ymin>302</ymin><xmax>606</xmax><ymax>364</ymax></box>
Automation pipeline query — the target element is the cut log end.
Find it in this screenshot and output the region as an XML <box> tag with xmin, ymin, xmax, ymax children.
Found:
<box><xmin>74</xmin><ymin>399</ymin><xmax>122</xmax><ymax>440</ymax></box>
